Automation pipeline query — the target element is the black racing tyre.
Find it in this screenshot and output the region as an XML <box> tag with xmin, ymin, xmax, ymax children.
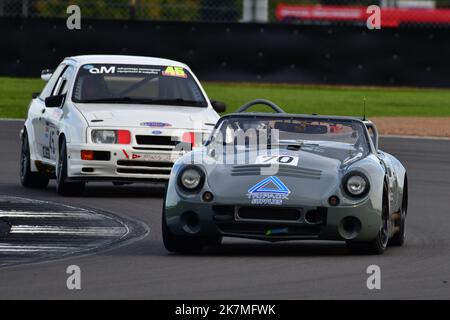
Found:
<box><xmin>56</xmin><ymin>138</ymin><xmax>85</xmax><ymax>196</ymax></box>
<box><xmin>347</xmin><ymin>181</ymin><xmax>390</xmax><ymax>255</ymax></box>
<box><xmin>20</xmin><ymin>130</ymin><xmax>49</xmax><ymax>188</ymax></box>
<box><xmin>161</xmin><ymin>189</ymin><xmax>221</xmax><ymax>254</ymax></box>
<box><xmin>389</xmin><ymin>177</ymin><xmax>407</xmax><ymax>246</ymax></box>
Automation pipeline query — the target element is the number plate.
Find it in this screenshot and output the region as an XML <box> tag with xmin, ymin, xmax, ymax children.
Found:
<box><xmin>131</xmin><ymin>153</ymin><xmax>174</xmax><ymax>162</ymax></box>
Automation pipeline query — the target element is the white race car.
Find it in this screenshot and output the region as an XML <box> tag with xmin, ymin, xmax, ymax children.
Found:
<box><xmin>20</xmin><ymin>55</ymin><xmax>225</xmax><ymax>195</ymax></box>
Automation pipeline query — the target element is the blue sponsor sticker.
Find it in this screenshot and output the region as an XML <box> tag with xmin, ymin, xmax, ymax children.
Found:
<box><xmin>265</xmin><ymin>227</ymin><xmax>289</xmax><ymax>236</ymax></box>
<box><xmin>151</xmin><ymin>130</ymin><xmax>162</xmax><ymax>135</ymax></box>
<box><xmin>140</xmin><ymin>122</ymin><xmax>172</xmax><ymax>127</ymax></box>
<box><xmin>247</xmin><ymin>176</ymin><xmax>290</xmax><ymax>205</ymax></box>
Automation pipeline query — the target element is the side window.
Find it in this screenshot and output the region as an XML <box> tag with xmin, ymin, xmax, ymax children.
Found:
<box><xmin>39</xmin><ymin>64</ymin><xmax>66</xmax><ymax>100</ymax></box>
<box><xmin>52</xmin><ymin>65</ymin><xmax>74</xmax><ymax>97</ymax></box>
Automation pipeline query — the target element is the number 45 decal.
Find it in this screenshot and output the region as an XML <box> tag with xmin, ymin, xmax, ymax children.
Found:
<box><xmin>162</xmin><ymin>66</ymin><xmax>187</xmax><ymax>78</ymax></box>
<box><xmin>255</xmin><ymin>155</ymin><xmax>299</xmax><ymax>167</ymax></box>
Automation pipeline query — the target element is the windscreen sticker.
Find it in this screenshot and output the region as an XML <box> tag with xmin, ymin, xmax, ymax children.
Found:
<box><xmin>162</xmin><ymin>66</ymin><xmax>187</xmax><ymax>78</ymax></box>
<box><xmin>247</xmin><ymin>176</ymin><xmax>291</xmax><ymax>205</ymax></box>
<box><xmin>85</xmin><ymin>65</ymin><xmax>161</xmax><ymax>75</ymax></box>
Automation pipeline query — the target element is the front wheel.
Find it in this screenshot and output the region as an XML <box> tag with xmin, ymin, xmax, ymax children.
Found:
<box><xmin>162</xmin><ymin>196</ymin><xmax>221</xmax><ymax>254</ymax></box>
<box><xmin>56</xmin><ymin>139</ymin><xmax>85</xmax><ymax>196</ymax></box>
<box><xmin>347</xmin><ymin>182</ymin><xmax>390</xmax><ymax>255</ymax></box>
<box><xmin>389</xmin><ymin>178</ymin><xmax>407</xmax><ymax>246</ymax></box>
<box><xmin>20</xmin><ymin>131</ymin><xmax>49</xmax><ymax>188</ymax></box>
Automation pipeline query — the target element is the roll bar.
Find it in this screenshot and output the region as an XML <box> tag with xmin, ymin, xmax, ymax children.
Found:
<box><xmin>235</xmin><ymin>99</ymin><xmax>286</xmax><ymax>114</ymax></box>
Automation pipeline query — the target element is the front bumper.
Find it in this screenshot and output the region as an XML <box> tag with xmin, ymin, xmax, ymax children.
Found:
<box><xmin>165</xmin><ymin>198</ymin><xmax>381</xmax><ymax>242</ymax></box>
<box><xmin>67</xmin><ymin>143</ymin><xmax>185</xmax><ymax>182</ymax></box>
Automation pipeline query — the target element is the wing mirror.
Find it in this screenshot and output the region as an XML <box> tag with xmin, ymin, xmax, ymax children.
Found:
<box><xmin>32</xmin><ymin>92</ymin><xmax>40</xmax><ymax>99</ymax></box>
<box><xmin>45</xmin><ymin>94</ymin><xmax>65</xmax><ymax>108</ymax></box>
<box><xmin>211</xmin><ymin>100</ymin><xmax>226</xmax><ymax>113</ymax></box>
<box><xmin>41</xmin><ymin>69</ymin><xmax>54</xmax><ymax>82</ymax></box>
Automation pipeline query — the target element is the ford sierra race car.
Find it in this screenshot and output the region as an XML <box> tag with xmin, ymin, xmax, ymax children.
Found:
<box><xmin>162</xmin><ymin>100</ymin><xmax>408</xmax><ymax>254</ymax></box>
<box><xmin>20</xmin><ymin>55</ymin><xmax>225</xmax><ymax>195</ymax></box>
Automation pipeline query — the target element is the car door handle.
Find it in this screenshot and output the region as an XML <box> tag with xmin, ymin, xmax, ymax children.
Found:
<box><xmin>41</xmin><ymin>108</ymin><xmax>46</xmax><ymax>114</ymax></box>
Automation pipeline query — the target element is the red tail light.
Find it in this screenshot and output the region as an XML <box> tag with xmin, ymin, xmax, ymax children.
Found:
<box><xmin>117</xmin><ymin>130</ymin><xmax>131</xmax><ymax>144</ymax></box>
<box><xmin>182</xmin><ymin>132</ymin><xmax>196</xmax><ymax>148</ymax></box>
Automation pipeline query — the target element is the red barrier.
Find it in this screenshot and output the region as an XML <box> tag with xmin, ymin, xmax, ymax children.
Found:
<box><xmin>276</xmin><ymin>4</ymin><xmax>450</xmax><ymax>27</ymax></box>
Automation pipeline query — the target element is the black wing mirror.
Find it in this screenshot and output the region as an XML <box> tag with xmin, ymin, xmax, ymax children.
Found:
<box><xmin>45</xmin><ymin>94</ymin><xmax>65</xmax><ymax>108</ymax></box>
<box><xmin>32</xmin><ymin>92</ymin><xmax>40</xmax><ymax>99</ymax></box>
<box><xmin>211</xmin><ymin>100</ymin><xmax>226</xmax><ymax>113</ymax></box>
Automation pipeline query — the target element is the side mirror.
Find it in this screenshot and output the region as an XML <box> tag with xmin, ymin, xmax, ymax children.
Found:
<box><xmin>211</xmin><ymin>100</ymin><xmax>226</xmax><ymax>113</ymax></box>
<box><xmin>41</xmin><ymin>69</ymin><xmax>54</xmax><ymax>82</ymax></box>
<box><xmin>45</xmin><ymin>94</ymin><xmax>65</xmax><ymax>108</ymax></box>
<box><xmin>32</xmin><ymin>92</ymin><xmax>40</xmax><ymax>99</ymax></box>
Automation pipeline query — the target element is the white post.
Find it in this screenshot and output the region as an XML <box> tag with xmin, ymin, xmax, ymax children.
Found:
<box><xmin>22</xmin><ymin>0</ymin><xmax>29</xmax><ymax>17</ymax></box>
<box><xmin>242</xmin><ymin>0</ymin><xmax>253</xmax><ymax>22</ymax></box>
<box><xmin>254</xmin><ymin>0</ymin><xmax>268</xmax><ymax>22</ymax></box>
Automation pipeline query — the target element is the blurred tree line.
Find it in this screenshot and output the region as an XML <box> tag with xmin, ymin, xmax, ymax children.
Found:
<box><xmin>2</xmin><ymin>0</ymin><xmax>450</xmax><ymax>20</ymax></box>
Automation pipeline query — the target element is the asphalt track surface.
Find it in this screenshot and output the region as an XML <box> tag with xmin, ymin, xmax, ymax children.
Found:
<box><xmin>0</xmin><ymin>120</ymin><xmax>449</xmax><ymax>299</ymax></box>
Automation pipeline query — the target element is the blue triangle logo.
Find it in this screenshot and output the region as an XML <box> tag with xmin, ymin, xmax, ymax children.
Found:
<box><xmin>248</xmin><ymin>176</ymin><xmax>290</xmax><ymax>195</ymax></box>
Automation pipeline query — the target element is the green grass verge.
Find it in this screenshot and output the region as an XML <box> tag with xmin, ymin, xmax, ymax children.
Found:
<box><xmin>1</xmin><ymin>77</ymin><xmax>450</xmax><ymax>119</ymax></box>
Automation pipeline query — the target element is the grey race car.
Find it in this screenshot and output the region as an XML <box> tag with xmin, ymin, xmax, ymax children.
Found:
<box><xmin>162</xmin><ymin>100</ymin><xmax>408</xmax><ymax>254</ymax></box>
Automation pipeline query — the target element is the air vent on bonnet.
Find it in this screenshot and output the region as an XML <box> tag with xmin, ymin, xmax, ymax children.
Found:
<box><xmin>231</xmin><ymin>164</ymin><xmax>321</xmax><ymax>179</ymax></box>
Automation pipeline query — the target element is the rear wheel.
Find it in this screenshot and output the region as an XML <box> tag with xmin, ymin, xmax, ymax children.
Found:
<box><xmin>347</xmin><ymin>181</ymin><xmax>390</xmax><ymax>255</ymax></box>
<box><xmin>20</xmin><ymin>131</ymin><xmax>49</xmax><ymax>188</ymax></box>
<box><xmin>56</xmin><ymin>139</ymin><xmax>85</xmax><ymax>196</ymax></box>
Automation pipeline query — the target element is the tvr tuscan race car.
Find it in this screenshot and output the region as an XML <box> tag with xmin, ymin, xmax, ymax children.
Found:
<box><xmin>20</xmin><ymin>55</ymin><xmax>225</xmax><ymax>195</ymax></box>
<box><xmin>163</xmin><ymin>100</ymin><xmax>408</xmax><ymax>254</ymax></box>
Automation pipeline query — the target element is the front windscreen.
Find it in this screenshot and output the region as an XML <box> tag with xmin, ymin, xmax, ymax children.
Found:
<box><xmin>209</xmin><ymin>116</ymin><xmax>370</xmax><ymax>159</ymax></box>
<box><xmin>72</xmin><ymin>64</ymin><xmax>207</xmax><ymax>107</ymax></box>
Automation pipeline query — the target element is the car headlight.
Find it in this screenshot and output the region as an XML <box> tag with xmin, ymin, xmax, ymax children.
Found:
<box><xmin>343</xmin><ymin>172</ymin><xmax>370</xmax><ymax>198</ymax></box>
<box><xmin>178</xmin><ymin>166</ymin><xmax>205</xmax><ymax>191</ymax></box>
<box><xmin>91</xmin><ymin>130</ymin><xmax>131</xmax><ymax>144</ymax></box>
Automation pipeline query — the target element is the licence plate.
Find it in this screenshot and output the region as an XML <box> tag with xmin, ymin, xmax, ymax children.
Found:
<box><xmin>131</xmin><ymin>153</ymin><xmax>174</xmax><ymax>162</ymax></box>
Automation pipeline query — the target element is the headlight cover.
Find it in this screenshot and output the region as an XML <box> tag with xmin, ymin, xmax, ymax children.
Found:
<box><xmin>343</xmin><ymin>172</ymin><xmax>370</xmax><ymax>198</ymax></box>
<box><xmin>178</xmin><ymin>166</ymin><xmax>205</xmax><ymax>192</ymax></box>
<box><xmin>91</xmin><ymin>130</ymin><xmax>131</xmax><ymax>144</ymax></box>
<box><xmin>92</xmin><ymin>130</ymin><xmax>117</xmax><ymax>144</ymax></box>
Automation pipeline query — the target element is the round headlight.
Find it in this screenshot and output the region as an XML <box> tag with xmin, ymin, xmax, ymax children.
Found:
<box><xmin>178</xmin><ymin>166</ymin><xmax>204</xmax><ymax>191</ymax></box>
<box><xmin>92</xmin><ymin>130</ymin><xmax>116</xmax><ymax>144</ymax></box>
<box><xmin>343</xmin><ymin>172</ymin><xmax>370</xmax><ymax>198</ymax></box>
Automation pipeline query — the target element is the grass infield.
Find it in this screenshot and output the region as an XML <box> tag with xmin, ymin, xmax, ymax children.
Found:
<box><xmin>1</xmin><ymin>77</ymin><xmax>450</xmax><ymax>119</ymax></box>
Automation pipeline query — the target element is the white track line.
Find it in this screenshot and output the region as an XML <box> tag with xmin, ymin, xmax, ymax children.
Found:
<box><xmin>0</xmin><ymin>245</ymin><xmax>82</xmax><ymax>252</ymax></box>
<box><xmin>10</xmin><ymin>226</ymin><xmax>126</xmax><ymax>236</ymax></box>
<box><xmin>0</xmin><ymin>211</ymin><xmax>101</xmax><ymax>219</ymax></box>
<box><xmin>380</xmin><ymin>134</ymin><xmax>450</xmax><ymax>141</ymax></box>
<box><xmin>0</xmin><ymin>118</ymin><xmax>25</xmax><ymax>122</ymax></box>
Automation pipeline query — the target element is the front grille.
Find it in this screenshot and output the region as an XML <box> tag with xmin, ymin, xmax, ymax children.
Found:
<box><xmin>237</xmin><ymin>206</ymin><xmax>301</xmax><ymax>221</ymax></box>
<box><xmin>231</xmin><ymin>164</ymin><xmax>321</xmax><ymax>179</ymax></box>
<box><xmin>216</xmin><ymin>222</ymin><xmax>322</xmax><ymax>238</ymax></box>
<box><xmin>116</xmin><ymin>160</ymin><xmax>173</xmax><ymax>176</ymax></box>
<box><xmin>117</xmin><ymin>160</ymin><xmax>172</xmax><ymax>168</ymax></box>
<box><xmin>136</xmin><ymin>135</ymin><xmax>177</xmax><ymax>146</ymax></box>
<box><xmin>117</xmin><ymin>168</ymin><xmax>170</xmax><ymax>175</ymax></box>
